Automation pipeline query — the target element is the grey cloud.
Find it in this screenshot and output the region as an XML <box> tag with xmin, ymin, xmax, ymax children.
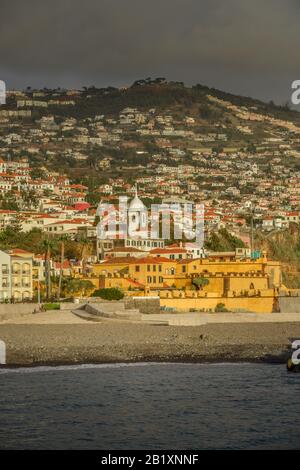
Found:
<box><xmin>0</xmin><ymin>0</ymin><xmax>299</xmax><ymax>103</ymax></box>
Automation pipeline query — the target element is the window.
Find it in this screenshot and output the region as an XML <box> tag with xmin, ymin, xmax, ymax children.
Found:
<box><xmin>135</xmin><ymin>266</ymin><xmax>140</xmax><ymax>272</ymax></box>
<box><xmin>182</xmin><ymin>266</ymin><xmax>186</xmax><ymax>273</ymax></box>
<box><xmin>147</xmin><ymin>265</ymin><xmax>150</xmax><ymax>272</ymax></box>
<box><xmin>2</xmin><ymin>264</ymin><xmax>8</xmax><ymax>274</ymax></box>
<box><xmin>147</xmin><ymin>276</ymin><xmax>152</xmax><ymax>283</ymax></box>
<box><xmin>153</xmin><ymin>265</ymin><xmax>156</xmax><ymax>272</ymax></box>
<box><xmin>153</xmin><ymin>276</ymin><xmax>156</xmax><ymax>283</ymax></box>
<box><xmin>159</xmin><ymin>265</ymin><xmax>162</xmax><ymax>272</ymax></box>
<box><xmin>12</xmin><ymin>263</ymin><xmax>21</xmax><ymax>274</ymax></box>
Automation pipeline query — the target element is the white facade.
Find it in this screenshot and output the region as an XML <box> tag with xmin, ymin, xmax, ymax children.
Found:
<box><xmin>0</xmin><ymin>250</ymin><xmax>33</xmax><ymax>302</ymax></box>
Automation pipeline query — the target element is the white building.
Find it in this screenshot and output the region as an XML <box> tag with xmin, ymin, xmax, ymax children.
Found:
<box><xmin>96</xmin><ymin>190</ymin><xmax>164</xmax><ymax>260</ymax></box>
<box><xmin>0</xmin><ymin>249</ymin><xmax>33</xmax><ymax>302</ymax></box>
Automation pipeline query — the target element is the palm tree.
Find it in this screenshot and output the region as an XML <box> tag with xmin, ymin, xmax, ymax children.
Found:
<box><xmin>42</xmin><ymin>238</ymin><xmax>54</xmax><ymax>300</ymax></box>
<box><xmin>57</xmin><ymin>235</ymin><xmax>69</xmax><ymax>300</ymax></box>
<box><xmin>79</xmin><ymin>237</ymin><xmax>92</xmax><ymax>277</ymax></box>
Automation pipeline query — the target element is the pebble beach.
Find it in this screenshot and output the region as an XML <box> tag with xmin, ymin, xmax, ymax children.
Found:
<box><xmin>0</xmin><ymin>310</ymin><xmax>299</xmax><ymax>366</ymax></box>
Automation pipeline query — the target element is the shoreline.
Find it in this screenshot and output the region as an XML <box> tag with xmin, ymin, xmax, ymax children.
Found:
<box><xmin>0</xmin><ymin>358</ymin><xmax>289</xmax><ymax>370</ymax></box>
<box><xmin>0</xmin><ymin>357</ymin><xmax>290</xmax><ymax>370</ymax></box>
<box><xmin>0</xmin><ymin>320</ymin><xmax>297</xmax><ymax>367</ymax></box>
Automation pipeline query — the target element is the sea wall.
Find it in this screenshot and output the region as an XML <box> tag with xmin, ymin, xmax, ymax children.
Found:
<box><xmin>279</xmin><ymin>296</ymin><xmax>300</xmax><ymax>313</ymax></box>
<box><xmin>0</xmin><ymin>303</ymin><xmax>39</xmax><ymax>321</ymax></box>
<box><xmin>124</xmin><ymin>296</ymin><xmax>160</xmax><ymax>315</ymax></box>
<box><xmin>160</xmin><ymin>296</ymin><xmax>274</xmax><ymax>313</ymax></box>
<box><xmin>0</xmin><ymin>301</ymin><xmax>86</xmax><ymax>321</ymax></box>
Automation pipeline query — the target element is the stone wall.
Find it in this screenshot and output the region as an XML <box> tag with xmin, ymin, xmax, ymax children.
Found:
<box><xmin>0</xmin><ymin>303</ymin><xmax>39</xmax><ymax>321</ymax></box>
<box><xmin>0</xmin><ymin>301</ymin><xmax>84</xmax><ymax>321</ymax></box>
<box><xmin>125</xmin><ymin>296</ymin><xmax>160</xmax><ymax>315</ymax></box>
<box><xmin>160</xmin><ymin>296</ymin><xmax>275</xmax><ymax>313</ymax></box>
<box><xmin>279</xmin><ymin>296</ymin><xmax>300</xmax><ymax>313</ymax></box>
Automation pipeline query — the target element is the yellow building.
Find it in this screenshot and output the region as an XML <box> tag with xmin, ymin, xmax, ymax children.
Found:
<box><xmin>166</xmin><ymin>250</ymin><xmax>281</xmax><ymax>296</ymax></box>
<box><xmin>90</xmin><ymin>250</ymin><xmax>282</xmax><ymax>313</ymax></box>
<box><xmin>91</xmin><ymin>251</ymin><xmax>281</xmax><ymax>293</ymax></box>
<box><xmin>92</xmin><ymin>256</ymin><xmax>175</xmax><ymax>290</ymax></box>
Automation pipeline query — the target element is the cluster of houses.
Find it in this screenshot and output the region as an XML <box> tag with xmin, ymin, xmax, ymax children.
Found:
<box><xmin>0</xmin><ymin>86</ymin><xmax>299</xmax><ymax>303</ymax></box>
<box><xmin>0</xmin><ymin>191</ymin><xmax>283</xmax><ymax>312</ymax></box>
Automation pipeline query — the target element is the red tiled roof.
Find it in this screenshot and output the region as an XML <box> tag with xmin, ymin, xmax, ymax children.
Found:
<box><xmin>53</xmin><ymin>260</ymin><xmax>71</xmax><ymax>269</ymax></box>
<box><xmin>10</xmin><ymin>248</ymin><xmax>31</xmax><ymax>254</ymax></box>
<box><xmin>126</xmin><ymin>278</ymin><xmax>144</xmax><ymax>288</ymax></box>
<box><xmin>150</xmin><ymin>248</ymin><xmax>186</xmax><ymax>254</ymax></box>
<box><xmin>101</xmin><ymin>256</ymin><xmax>171</xmax><ymax>265</ymax></box>
<box><xmin>107</xmin><ymin>247</ymin><xmax>145</xmax><ymax>253</ymax></box>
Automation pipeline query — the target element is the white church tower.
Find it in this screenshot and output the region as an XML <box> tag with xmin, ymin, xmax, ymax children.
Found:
<box><xmin>128</xmin><ymin>185</ymin><xmax>148</xmax><ymax>238</ymax></box>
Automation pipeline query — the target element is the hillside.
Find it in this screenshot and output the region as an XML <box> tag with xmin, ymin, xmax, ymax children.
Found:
<box><xmin>3</xmin><ymin>78</ymin><xmax>300</xmax><ymax>182</ymax></box>
<box><xmin>11</xmin><ymin>78</ymin><xmax>300</xmax><ymax>123</ymax></box>
<box><xmin>256</xmin><ymin>225</ymin><xmax>300</xmax><ymax>288</ymax></box>
<box><xmin>1</xmin><ymin>78</ymin><xmax>300</xmax><ymax>279</ymax></box>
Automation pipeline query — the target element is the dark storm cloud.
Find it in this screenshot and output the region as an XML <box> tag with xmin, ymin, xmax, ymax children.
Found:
<box><xmin>0</xmin><ymin>0</ymin><xmax>299</xmax><ymax>103</ymax></box>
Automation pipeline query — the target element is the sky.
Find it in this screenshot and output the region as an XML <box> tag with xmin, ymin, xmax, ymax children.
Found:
<box><xmin>0</xmin><ymin>0</ymin><xmax>299</xmax><ymax>104</ymax></box>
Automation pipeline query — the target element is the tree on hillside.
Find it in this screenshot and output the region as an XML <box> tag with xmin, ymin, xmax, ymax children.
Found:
<box><xmin>57</xmin><ymin>235</ymin><xmax>69</xmax><ymax>300</ymax></box>
<box><xmin>64</xmin><ymin>279</ymin><xmax>94</xmax><ymax>298</ymax></box>
<box><xmin>205</xmin><ymin>229</ymin><xmax>245</xmax><ymax>252</ymax></box>
<box><xmin>192</xmin><ymin>277</ymin><xmax>209</xmax><ymax>291</ymax></box>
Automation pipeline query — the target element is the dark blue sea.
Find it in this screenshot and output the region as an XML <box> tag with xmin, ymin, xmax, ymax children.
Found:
<box><xmin>0</xmin><ymin>363</ymin><xmax>299</xmax><ymax>450</ymax></box>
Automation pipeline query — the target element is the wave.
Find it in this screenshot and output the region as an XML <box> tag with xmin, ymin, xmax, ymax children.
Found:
<box><xmin>0</xmin><ymin>361</ymin><xmax>256</xmax><ymax>374</ymax></box>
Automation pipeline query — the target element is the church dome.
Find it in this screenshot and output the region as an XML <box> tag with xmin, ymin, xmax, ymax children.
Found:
<box><xmin>128</xmin><ymin>188</ymin><xmax>146</xmax><ymax>211</ymax></box>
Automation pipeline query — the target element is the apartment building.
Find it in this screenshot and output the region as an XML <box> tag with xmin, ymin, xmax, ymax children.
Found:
<box><xmin>0</xmin><ymin>249</ymin><xmax>33</xmax><ymax>301</ymax></box>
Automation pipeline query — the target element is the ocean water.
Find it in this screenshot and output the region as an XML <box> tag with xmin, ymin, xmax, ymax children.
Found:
<box><xmin>0</xmin><ymin>362</ymin><xmax>299</xmax><ymax>450</ymax></box>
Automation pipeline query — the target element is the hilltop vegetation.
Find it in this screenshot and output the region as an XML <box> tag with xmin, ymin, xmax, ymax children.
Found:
<box><xmin>205</xmin><ymin>228</ymin><xmax>245</xmax><ymax>252</ymax></box>
<box><xmin>10</xmin><ymin>78</ymin><xmax>300</xmax><ymax>123</ymax></box>
<box><xmin>256</xmin><ymin>225</ymin><xmax>300</xmax><ymax>288</ymax></box>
